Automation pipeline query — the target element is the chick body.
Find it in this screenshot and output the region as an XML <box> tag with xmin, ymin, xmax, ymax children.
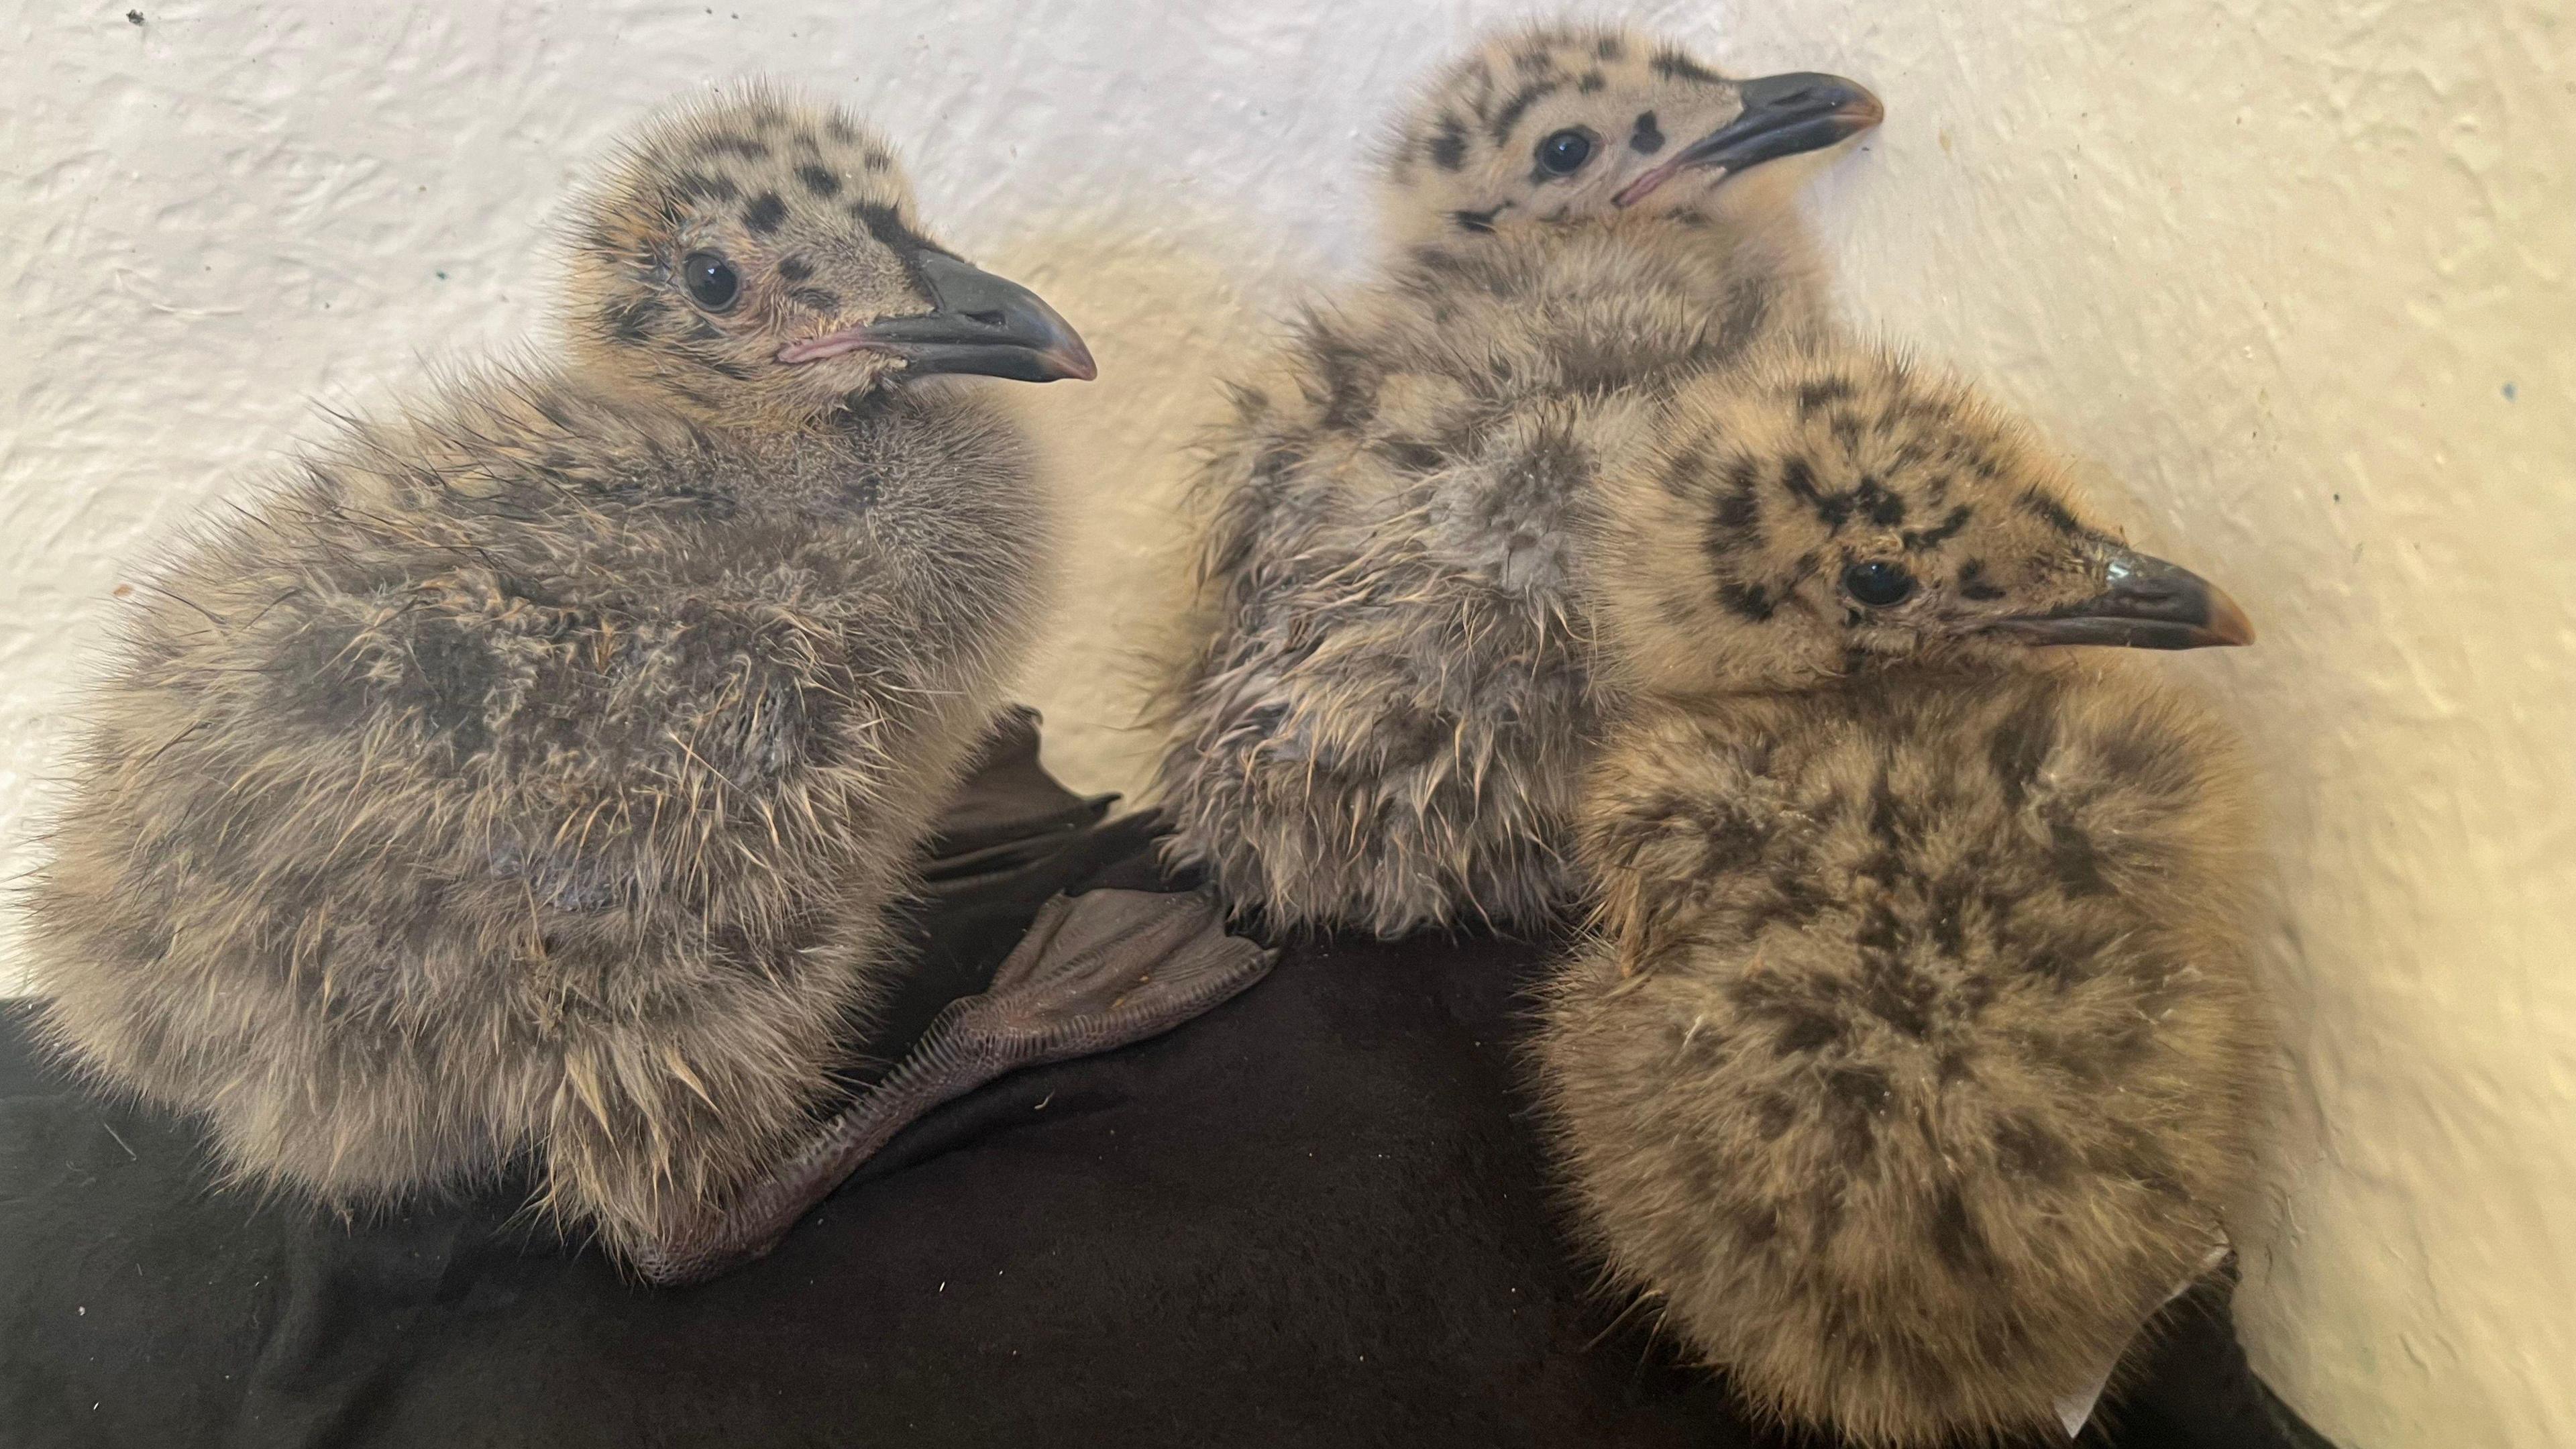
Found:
<box><xmin>1155</xmin><ymin>25</ymin><xmax>1878</xmax><ymax>936</ymax></box>
<box><xmin>24</xmin><ymin>93</ymin><xmax>1090</xmax><ymax>1267</ymax></box>
<box><xmin>1538</xmin><ymin>337</ymin><xmax>2269</xmax><ymax>1444</ymax></box>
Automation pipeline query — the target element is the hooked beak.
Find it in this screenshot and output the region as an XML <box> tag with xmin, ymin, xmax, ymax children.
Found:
<box><xmin>1985</xmin><ymin>549</ymin><xmax>2257</xmax><ymax>651</ymax></box>
<box><xmin>775</xmin><ymin>251</ymin><xmax>1097</xmax><ymax>382</ymax></box>
<box><xmin>1614</xmin><ymin>71</ymin><xmax>1884</xmax><ymax>208</ymax></box>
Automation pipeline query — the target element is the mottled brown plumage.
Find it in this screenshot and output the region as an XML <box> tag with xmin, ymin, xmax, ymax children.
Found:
<box><xmin>20</xmin><ymin>89</ymin><xmax>1093</xmax><ymax>1273</ymax></box>
<box><xmin>1536</xmin><ymin>335</ymin><xmax>2269</xmax><ymax>1445</ymax></box>
<box><xmin>1152</xmin><ymin>25</ymin><xmax>1880</xmax><ymax>936</ymax></box>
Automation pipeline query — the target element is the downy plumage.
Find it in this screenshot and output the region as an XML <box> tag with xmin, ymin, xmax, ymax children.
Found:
<box><xmin>21</xmin><ymin>90</ymin><xmax>1095</xmax><ymax>1273</ymax></box>
<box><xmin>1537</xmin><ymin>333</ymin><xmax>2269</xmax><ymax>1446</ymax></box>
<box><xmin>1152</xmin><ymin>24</ymin><xmax>1881</xmax><ymax>936</ymax></box>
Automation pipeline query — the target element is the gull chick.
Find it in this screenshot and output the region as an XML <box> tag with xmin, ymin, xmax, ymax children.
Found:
<box><xmin>1537</xmin><ymin>334</ymin><xmax>2268</xmax><ymax>1446</ymax></box>
<box><xmin>1152</xmin><ymin>24</ymin><xmax>1880</xmax><ymax>936</ymax></box>
<box><xmin>22</xmin><ymin>91</ymin><xmax>1093</xmax><ymax>1277</ymax></box>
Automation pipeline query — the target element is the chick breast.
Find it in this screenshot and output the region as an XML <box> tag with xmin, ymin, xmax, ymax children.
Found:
<box><xmin>1538</xmin><ymin>661</ymin><xmax>2269</xmax><ymax>1446</ymax></box>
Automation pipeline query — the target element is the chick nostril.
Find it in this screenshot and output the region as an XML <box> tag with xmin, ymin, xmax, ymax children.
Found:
<box><xmin>962</xmin><ymin>309</ymin><xmax>1006</xmax><ymax>328</ymax></box>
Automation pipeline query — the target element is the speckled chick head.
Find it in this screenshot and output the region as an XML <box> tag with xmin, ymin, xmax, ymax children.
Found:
<box><xmin>565</xmin><ymin>89</ymin><xmax>1093</xmax><ymax>427</ymax></box>
<box><xmin>1378</xmin><ymin>25</ymin><xmax>1881</xmax><ymax>249</ymax></box>
<box><xmin>1599</xmin><ymin>337</ymin><xmax>2254</xmax><ymax>695</ymax></box>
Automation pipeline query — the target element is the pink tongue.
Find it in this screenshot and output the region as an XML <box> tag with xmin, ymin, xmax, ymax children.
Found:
<box><xmin>1614</xmin><ymin>156</ymin><xmax>1715</xmax><ymax>209</ymax></box>
<box><xmin>775</xmin><ymin>330</ymin><xmax>877</xmax><ymax>364</ymax></box>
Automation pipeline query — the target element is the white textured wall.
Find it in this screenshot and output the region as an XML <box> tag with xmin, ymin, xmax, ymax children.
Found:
<box><xmin>1</xmin><ymin>3</ymin><xmax>2567</xmax><ymax>1445</ymax></box>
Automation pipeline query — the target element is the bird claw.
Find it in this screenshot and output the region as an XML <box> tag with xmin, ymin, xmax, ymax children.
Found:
<box><xmin>627</xmin><ymin>888</ymin><xmax>1275</xmax><ymax>1286</ymax></box>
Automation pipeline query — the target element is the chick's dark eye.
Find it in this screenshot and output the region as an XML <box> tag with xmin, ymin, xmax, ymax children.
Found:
<box><xmin>1843</xmin><ymin>559</ymin><xmax>1916</xmax><ymax>607</ymax></box>
<box><xmin>1537</xmin><ymin>128</ymin><xmax>1595</xmax><ymax>175</ymax></box>
<box><xmin>681</xmin><ymin>252</ymin><xmax>739</xmax><ymax>312</ymax></box>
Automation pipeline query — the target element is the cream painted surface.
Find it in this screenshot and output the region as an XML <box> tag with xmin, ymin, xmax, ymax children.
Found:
<box><xmin>1</xmin><ymin>2</ymin><xmax>2567</xmax><ymax>1444</ymax></box>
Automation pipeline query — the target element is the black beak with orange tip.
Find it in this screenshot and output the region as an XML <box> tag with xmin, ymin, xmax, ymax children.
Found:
<box><xmin>777</xmin><ymin>251</ymin><xmax>1096</xmax><ymax>383</ymax></box>
<box><xmin>1986</xmin><ymin>549</ymin><xmax>2256</xmax><ymax>651</ymax></box>
<box><xmin>1615</xmin><ymin>71</ymin><xmax>1884</xmax><ymax>208</ymax></box>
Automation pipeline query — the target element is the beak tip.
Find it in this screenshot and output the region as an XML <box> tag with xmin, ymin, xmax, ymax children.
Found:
<box><xmin>2204</xmin><ymin>596</ymin><xmax>2257</xmax><ymax>648</ymax></box>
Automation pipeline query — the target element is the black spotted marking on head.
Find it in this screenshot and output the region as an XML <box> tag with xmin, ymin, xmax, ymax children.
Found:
<box><xmin>1577</xmin><ymin>70</ymin><xmax>1606</xmax><ymax>94</ymax></box>
<box><xmin>1781</xmin><ymin>458</ymin><xmax>1851</xmax><ymax>529</ymax></box>
<box><xmin>851</xmin><ymin>201</ymin><xmax>934</xmax><ymax>256</ymax></box>
<box><xmin>602</xmin><ymin>295</ymin><xmax>665</xmax><ymax>347</ymax></box>
<box><xmin>1853</xmin><ymin>476</ymin><xmax>1907</xmax><ymax>527</ymax></box>
<box><xmin>743</xmin><ymin>191</ymin><xmax>788</xmax><ymax>234</ymax></box>
<box><xmin>1630</xmin><ymin>111</ymin><xmax>1665</xmax><ymax>154</ymax></box>
<box><xmin>863</xmin><ymin>148</ymin><xmax>892</xmax><ymax>172</ymax></box>
<box><xmin>849</xmin><ymin>201</ymin><xmax>943</xmax><ymax>295</ymax></box>
<box><xmin>670</xmin><ymin>171</ymin><xmax>740</xmax><ymax>204</ymax></box>
<box><xmin>1595</xmin><ymin>34</ymin><xmax>1625</xmax><ymax>61</ymax></box>
<box><xmin>1452</xmin><ymin>205</ymin><xmax>1501</xmax><ymax>233</ymax></box>
<box><xmin>795</xmin><ymin>162</ymin><xmax>841</xmax><ymax>198</ymax></box>
<box><xmin>775</xmin><ymin>254</ymin><xmax>812</xmax><ymax>282</ymax></box>
<box><xmin>825</xmin><ymin>116</ymin><xmax>858</xmax><ymax>144</ymax></box>
<box><xmin>1797</xmin><ymin>376</ymin><xmax>1856</xmax><ymax>415</ymax></box>
<box><xmin>702</xmin><ymin>135</ymin><xmax>770</xmax><ymax>161</ymax></box>
<box><xmin>1955</xmin><ymin>557</ymin><xmax>2008</xmax><ymax>600</ymax></box>
<box><xmin>1902</xmin><ymin>504</ymin><xmax>1974</xmax><ymax>552</ymax></box>
<box><xmin>2019</xmin><ymin>487</ymin><xmax>2098</xmax><ymax>539</ymax></box>
<box><xmin>1724</xmin><ymin>452</ymin><xmax>1764</xmax><ymax>499</ymax></box>
<box><xmin>788</xmin><ymin>286</ymin><xmax>840</xmax><ymax>313</ymax></box>
<box><xmin>1660</xmin><ymin>440</ymin><xmax>1710</xmax><ymax>500</ymax></box>
<box><xmin>1511</xmin><ymin>46</ymin><xmax>1556</xmax><ymax>76</ymax></box>
<box><xmin>1717</xmin><ymin>582</ymin><xmax>1778</xmax><ymax>621</ymax></box>
<box><xmin>1428</xmin><ymin>115</ymin><xmax>1468</xmax><ymax>171</ymax></box>
<box><xmin>1488</xmin><ymin>80</ymin><xmax>1561</xmax><ymax>144</ymax></box>
<box><xmin>1715</xmin><ymin>475</ymin><xmax>1762</xmax><ymax>533</ymax></box>
<box><xmin>1651</xmin><ymin>49</ymin><xmax>1727</xmax><ymax>85</ymax></box>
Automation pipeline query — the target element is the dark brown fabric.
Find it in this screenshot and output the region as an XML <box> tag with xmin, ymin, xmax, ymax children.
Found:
<box><xmin>0</xmin><ymin>712</ymin><xmax>2335</xmax><ymax>1449</ymax></box>
<box><xmin>633</xmin><ymin>890</ymin><xmax>1275</xmax><ymax>1285</ymax></box>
